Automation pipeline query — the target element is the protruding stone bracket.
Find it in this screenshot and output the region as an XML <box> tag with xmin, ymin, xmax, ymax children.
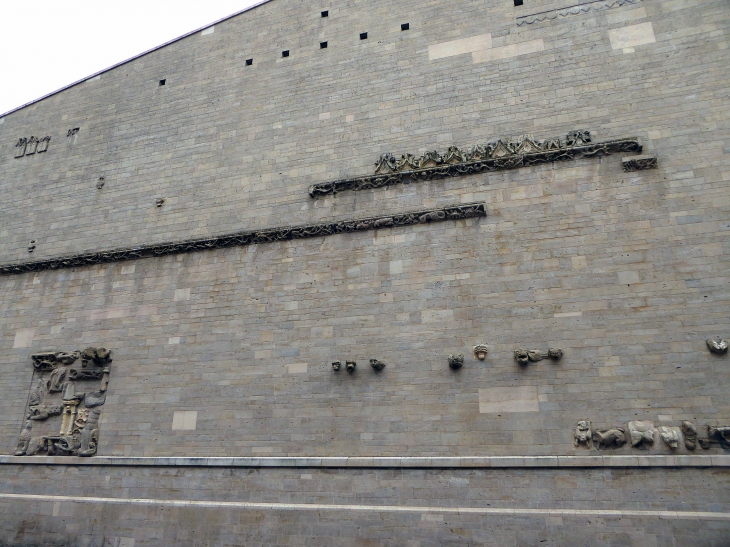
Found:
<box><xmin>309</xmin><ymin>132</ymin><xmax>642</xmax><ymax>198</ymax></box>
<box><xmin>622</xmin><ymin>155</ymin><xmax>658</xmax><ymax>172</ymax></box>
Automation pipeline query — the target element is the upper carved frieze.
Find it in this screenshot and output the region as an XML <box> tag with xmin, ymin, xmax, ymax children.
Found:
<box><xmin>309</xmin><ymin>131</ymin><xmax>642</xmax><ymax>198</ymax></box>
<box><xmin>517</xmin><ymin>0</ymin><xmax>640</xmax><ymax>27</ymax></box>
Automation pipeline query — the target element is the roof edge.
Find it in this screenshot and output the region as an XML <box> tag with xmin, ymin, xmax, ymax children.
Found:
<box><xmin>0</xmin><ymin>0</ymin><xmax>274</xmax><ymax>120</ymax></box>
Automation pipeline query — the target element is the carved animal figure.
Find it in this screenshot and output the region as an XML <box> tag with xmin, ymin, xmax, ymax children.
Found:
<box><xmin>682</xmin><ymin>421</ymin><xmax>698</xmax><ymax>450</ymax></box>
<box><xmin>15</xmin><ymin>421</ymin><xmax>33</xmax><ymax>456</ymax></box>
<box><xmin>593</xmin><ymin>428</ymin><xmax>627</xmax><ymax>449</ymax></box>
<box><xmin>708</xmin><ymin>426</ymin><xmax>730</xmax><ymax>446</ymax></box>
<box><xmin>573</xmin><ymin>421</ymin><xmax>592</xmax><ymax>449</ymax></box>
<box><xmin>331</xmin><ymin>361</ymin><xmax>341</xmax><ymax>371</ymax></box>
<box><xmin>628</xmin><ymin>421</ymin><xmax>655</xmax><ymax>448</ymax></box>
<box><xmin>346</xmin><ymin>361</ymin><xmax>356</xmax><ymax>374</ymax></box>
<box><xmin>659</xmin><ymin>426</ymin><xmax>679</xmax><ymax>449</ymax></box>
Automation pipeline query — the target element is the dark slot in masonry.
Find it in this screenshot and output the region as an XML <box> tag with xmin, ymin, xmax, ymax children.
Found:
<box><xmin>0</xmin><ymin>203</ymin><xmax>486</xmax><ymax>276</ymax></box>
<box><xmin>308</xmin><ymin>135</ymin><xmax>642</xmax><ymax>198</ymax></box>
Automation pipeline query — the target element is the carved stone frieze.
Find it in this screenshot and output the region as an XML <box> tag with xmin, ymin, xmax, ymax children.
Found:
<box><xmin>573</xmin><ymin>420</ymin><xmax>592</xmax><ymax>449</ymax></box>
<box><xmin>17</xmin><ymin>347</ymin><xmax>112</xmax><ymax>457</ymax></box>
<box><xmin>472</xmin><ymin>344</ymin><xmax>488</xmax><ymax>360</ymax></box>
<box><xmin>514</xmin><ymin>348</ymin><xmax>563</xmax><ymax>366</ymax></box>
<box><xmin>708</xmin><ymin>426</ymin><xmax>730</xmax><ymax>448</ymax></box>
<box><xmin>448</xmin><ymin>354</ymin><xmax>464</xmax><ymax>370</ymax></box>
<box><xmin>628</xmin><ymin>421</ymin><xmax>655</xmax><ymax>448</ymax></box>
<box><xmin>622</xmin><ymin>155</ymin><xmax>658</xmax><ymax>172</ymax></box>
<box><xmin>517</xmin><ymin>0</ymin><xmax>640</xmax><ymax>26</ymax></box>
<box><xmin>706</xmin><ymin>339</ymin><xmax>728</xmax><ymax>355</ymax></box>
<box><xmin>0</xmin><ymin>202</ymin><xmax>486</xmax><ymax>277</ymax></box>
<box><xmin>593</xmin><ymin>428</ymin><xmax>627</xmax><ymax>450</ymax></box>
<box><xmin>309</xmin><ymin>131</ymin><xmax>642</xmax><ymax>198</ymax></box>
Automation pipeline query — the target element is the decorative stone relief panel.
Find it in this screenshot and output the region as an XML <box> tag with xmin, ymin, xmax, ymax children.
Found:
<box><xmin>622</xmin><ymin>155</ymin><xmax>658</xmax><ymax>172</ymax></box>
<box><xmin>14</xmin><ymin>135</ymin><xmax>50</xmax><ymax>158</ymax></box>
<box><xmin>517</xmin><ymin>0</ymin><xmax>640</xmax><ymax>27</ymax></box>
<box><xmin>16</xmin><ymin>347</ymin><xmax>112</xmax><ymax>457</ymax></box>
<box><xmin>309</xmin><ymin>131</ymin><xmax>642</xmax><ymax>198</ymax></box>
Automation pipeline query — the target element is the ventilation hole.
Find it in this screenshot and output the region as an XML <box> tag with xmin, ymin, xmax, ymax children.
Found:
<box><xmin>401</xmin><ymin>23</ymin><xmax>409</xmax><ymax>31</ymax></box>
<box><xmin>320</xmin><ymin>41</ymin><xmax>328</xmax><ymax>49</ymax></box>
<box><xmin>246</xmin><ymin>58</ymin><xmax>253</xmax><ymax>66</ymax></box>
<box><xmin>514</xmin><ymin>0</ymin><xmax>523</xmax><ymax>5</ymax></box>
<box><xmin>159</xmin><ymin>79</ymin><xmax>166</xmax><ymax>86</ymax></box>
<box><xmin>360</xmin><ymin>32</ymin><xmax>368</xmax><ymax>40</ymax></box>
<box><xmin>282</xmin><ymin>50</ymin><xmax>289</xmax><ymax>57</ymax></box>
<box><xmin>321</xmin><ymin>10</ymin><xmax>328</xmax><ymax>17</ymax></box>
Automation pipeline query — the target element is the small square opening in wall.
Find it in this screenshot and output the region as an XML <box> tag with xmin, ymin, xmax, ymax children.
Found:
<box><xmin>282</xmin><ymin>50</ymin><xmax>289</xmax><ymax>57</ymax></box>
<box><xmin>514</xmin><ymin>0</ymin><xmax>523</xmax><ymax>5</ymax></box>
<box><xmin>246</xmin><ymin>58</ymin><xmax>253</xmax><ymax>66</ymax></box>
<box><xmin>320</xmin><ymin>41</ymin><xmax>328</xmax><ymax>49</ymax></box>
<box><xmin>401</xmin><ymin>23</ymin><xmax>410</xmax><ymax>31</ymax></box>
<box><xmin>360</xmin><ymin>32</ymin><xmax>368</xmax><ymax>40</ymax></box>
<box><xmin>159</xmin><ymin>79</ymin><xmax>166</xmax><ymax>86</ymax></box>
<box><xmin>321</xmin><ymin>10</ymin><xmax>328</xmax><ymax>17</ymax></box>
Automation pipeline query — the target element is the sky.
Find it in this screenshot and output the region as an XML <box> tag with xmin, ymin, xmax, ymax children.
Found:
<box><xmin>0</xmin><ymin>0</ymin><xmax>264</xmax><ymax>116</ymax></box>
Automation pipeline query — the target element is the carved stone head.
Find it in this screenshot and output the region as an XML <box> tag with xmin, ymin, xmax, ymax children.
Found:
<box><xmin>548</xmin><ymin>348</ymin><xmax>563</xmax><ymax>360</ymax></box>
<box><xmin>345</xmin><ymin>361</ymin><xmax>356</xmax><ymax>374</ymax></box>
<box><xmin>331</xmin><ymin>361</ymin><xmax>341</xmax><ymax>371</ymax></box>
<box><xmin>448</xmin><ymin>354</ymin><xmax>464</xmax><ymax>370</ymax></box>
<box><xmin>706</xmin><ymin>339</ymin><xmax>728</xmax><ymax>355</ymax></box>
<box><xmin>370</xmin><ymin>359</ymin><xmax>386</xmax><ymax>372</ymax></box>
<box><xmin>514</xmin><ymin>349</ymin><xmax>530</xmax><ymax>366</ymax></box>
<box><xmin>473</xmin><ymin>345</ymin><xmax>488</xmax><ymax>361</ymax></box>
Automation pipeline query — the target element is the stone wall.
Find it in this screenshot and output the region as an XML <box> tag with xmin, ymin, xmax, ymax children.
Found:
<box><xmin>0</xmin><ymin>0</ymin><xmax>728</xmax><ymax>543</ymax></box>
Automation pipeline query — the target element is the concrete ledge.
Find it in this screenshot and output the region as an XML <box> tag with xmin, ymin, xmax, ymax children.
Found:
<box><xmin>0</xmin><ymin>455</ymin><xmax>725</xmax><ymax>469</ymax></box>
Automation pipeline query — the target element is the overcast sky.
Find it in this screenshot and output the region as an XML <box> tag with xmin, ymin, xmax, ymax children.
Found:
<box><xmin>0</xmin><ymin>0</ymin><xmax>264</xmax><ymax>116</ymax></box>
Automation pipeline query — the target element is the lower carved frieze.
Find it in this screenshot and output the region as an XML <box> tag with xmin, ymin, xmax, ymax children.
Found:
<box><xmin>0</xmin><ymin>202</ymin><xmax>486</xmax><ymax>277</ymax></box>
<box><xmin>16</xmin><ymin>347</ymin><xmax>112</xmax><ymax>457</ymax></box>
<box><xmin>577</xmin><ymin>420</ymin><xmax>726</xmax><ymax>451</ymax></box>
<box><xmin>622</xmin><ymin>155</ymin><xmax>658</xmax><ymax>172</ymax></box>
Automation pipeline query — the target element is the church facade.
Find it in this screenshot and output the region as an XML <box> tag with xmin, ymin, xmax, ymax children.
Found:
<box><xmin>0</xmin><ymin>0</ymin><xmax>728</xmax><ymax>544</ymax></box>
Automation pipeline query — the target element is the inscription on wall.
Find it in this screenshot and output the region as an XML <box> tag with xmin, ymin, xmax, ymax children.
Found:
<box><xmin>15</xmin><ymin>347</ymin><xmax>112</xmax><ymax>457</ymax></box>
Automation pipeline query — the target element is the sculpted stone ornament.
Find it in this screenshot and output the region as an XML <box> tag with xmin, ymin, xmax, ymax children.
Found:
<box><xmin>17</xmin><ymin>347</ymin><xmax>112</xmax><ymax>457</ymax></box>
<box><xmin>628</xmin><ymin>421</ymin><xmax>655</xmax><ymax>448</ymax></box>
<box><xmin>517</xmin><ymin>0</ymin><xmax>639</xmax><ymax>26</ymax></box>
<box><xmin>346</xmin><ymin>361</ymin><xmax>356</xmax><ymax>374</ymax></box>
<box><xmin>309</xmin><ymin>131</ymin><xmax>643</xmax><ymax>198</ymax></box>
<box><xmin>0</xmin><ymin>202</ymin><xmax>486</xmax><ymax>277</ymax></box>
<box><xmin>682</xmin><ymin>421</ymin><xmax>698</xmax><ymax>450</ymax></box>
<box><xmin>708</xmin><ymin>426</ymin><xmax>730</xmax><ymax>448</ymax></box>
<box><xmin>370</xmin><ymin>359</ymin><xmax>386</xmax><ymax>372</ymax></box>
<box><xmin>473</xmin><ymin>344</ymin><xmax>488</xmax><ymax>361</ymax></box>
<box><xmin>573</xmin><ymin>420</ymin><xmax>592</xmax><ymax>449</ymax></box>
<box><xmin>331</xmin><ymin>361</ymin><xmax>341</xmax><ymax>371</ymax></box>
<box><xmin>514</xmin><ymin>348</ymin><xmax>563</xmax><ymax>366</ymax></box>
<box><xmin>659</xmin><ymin>426</ymin><xmax>680</xmax><ymax>450</ymax></box>
<box><xmin>593</xmin><ymin>428</ymin><xmax>627</xmax><ymax>450</ymax></box>
<box><xmin>706</xmin><ymin>339</ymin><xmax>728</xmax><ymax>355</ymax></box>
<box><xmin>622</xmin><ymin>155</ymin><xmax>658</xmax><ymax>172</ymax></box>
<box><xmin>14</xmin><ymin>137</ymin><xmax>27</xmax><ymax>158</ymax></box>
<box><xmin>448</xmin><ymin>354</ymin><xmax>464</xmax><ymax>370</ymax></box>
